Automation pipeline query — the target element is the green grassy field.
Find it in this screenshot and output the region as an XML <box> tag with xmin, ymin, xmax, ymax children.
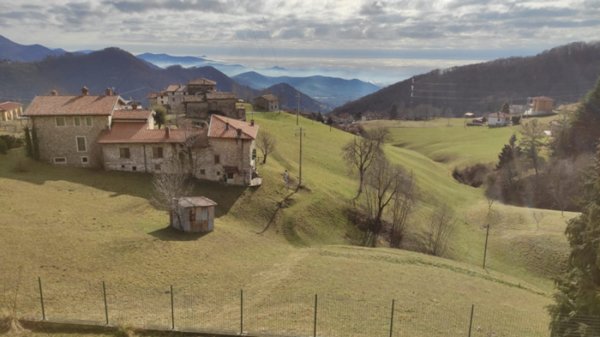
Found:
<box><xmin>0</xmin><ymin>113</ymin><xmax>573</xmax><ymax>337</ymax></box>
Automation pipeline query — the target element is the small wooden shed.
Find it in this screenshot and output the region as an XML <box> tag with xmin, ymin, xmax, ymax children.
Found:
<box><xmin>170</xmin><ymin>196</ymin><xmax>217</xmax><ymax>233</ymax></box>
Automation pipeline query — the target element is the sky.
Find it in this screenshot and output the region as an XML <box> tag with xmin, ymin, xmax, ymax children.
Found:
<box><xmin>1</xmin><ymin>0</ymin><xmax>599</xmax><ymax>84</ymax></box>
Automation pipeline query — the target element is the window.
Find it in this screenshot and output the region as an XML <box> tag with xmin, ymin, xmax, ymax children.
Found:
<box><xmin>53</xmin><ymin>157</ymin><xmax>67</xmax><ymax>164</ymax></box>
<box><xmin>119</xmin><ymin>147</ymin><xmax>130</xmax><ymax>159</ymax></box>
<box><xmin>76</xmin><ymin>136</ymin><xmax>87</xmax><ymax>152</ymax></box>
<box><xmin>154</xmin><ymin>164</ymin><xmax>161</xmax><ymax>171</ymax></box>
<box><xmin>55</xmin><ymin>117</ymin><xmax>66</xmax><ymax>127</ymax></box>
<box><xmin>85</xmin><ymin>117</ymin><xmax>92</xmax><ymax>126</ymax></box>
<box><xmin>153</xmin><ymin>146</ymin><xmax>164</xmax><ymax>158</ymax></box>
<box><xmin>252</xmin><ymin>149</ymin><xmax>257</xmax><ymax>160</ymax></box>
<box><xmin>74</xmin><ymin>117</ymin><xmax>81</xmax><ymax>126</ymax></box>
<box><xmin>227</xmin><ymin>172</ymin><xmax>234</xmax><ymax>179</ymax></box>
<box><xmin>132</xmin><ymin>166</ymin><xmax>137</xmax><ymax>171</ymax></box>
<box><xmin>214</xmin><ymin>154</ymin><xmax>220</xmax><ymax>164</ymax></box>
<box><xmin>200</xmin><ymin>169</ymin><xmax>206</xmax><ymax>175</ymax></box>
<box><xmin>81</xmin><ymin>156</ymin><xmax>89</xmax><ymax>164</ymax></box>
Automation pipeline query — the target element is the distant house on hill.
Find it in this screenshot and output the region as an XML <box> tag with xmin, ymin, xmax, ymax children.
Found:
<box><xmin>524</xmin><ymin>96</ymin><xmax>555</xmax><ymax>116</ymax></box>
<box><xmin>487</xmin><ymin>112</ymin><xmax>511</xmax><ymax>127</ymax></box>
<box><xmin>0</xmin><ymin>101</ymin><xmax>23</xmax><ymax>121</ymax></box>
<box><xmin>254</xmin><ymin>94</ymin><xmax>279</xmax><ymax>112</ymax></box>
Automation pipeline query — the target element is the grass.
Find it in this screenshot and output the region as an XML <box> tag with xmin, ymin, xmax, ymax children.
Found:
<box><xmin>0</xmin><ymin>112</ymin><xmax>574</xmax><ymax>337</ymax></box>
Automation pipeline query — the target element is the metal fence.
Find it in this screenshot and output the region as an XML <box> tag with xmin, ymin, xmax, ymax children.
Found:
<box><xmin>0</xmin><ymin>275</ymin><xmax>589</xmax><ymax>337</ymax></box>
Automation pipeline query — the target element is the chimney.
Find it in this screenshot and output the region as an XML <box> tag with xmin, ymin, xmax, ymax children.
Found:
<box><xmin>165</xmin><ymin>127</ymin><xmax>171</xmax><ymax>138</ymax></box>
<box><xmin>131</xmin><ymin>102</ymin><xmax>139</xmax><ymax>110</ymax></box>
<box><xmin>105</xmin><ymin>87</ymin><xmax>113</xmax><ymax>96</ymax></box>
<box><xmin>225</xmin><ymin>122</ymin><xmax>229</xmax><ymax>130</ymax></box>
<box><xmin>50</xmin><ymin>90</ymin><xmax>58</xmax><ymax>96</ymax></box>
<box><xmin>81</xmin><ymin>86</ymin><xmax>89</xmax><ymax>96</ymax></box>
<box><xmin>236</xmin><ymin>128</ymin><xmax>242</xmax><ymax>138</ymax></box>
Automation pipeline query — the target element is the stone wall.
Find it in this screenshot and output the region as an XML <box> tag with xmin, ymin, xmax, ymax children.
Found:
<box><xmin>192</xmin><ymin>138</ymin><xmax>256</xmax><ymax>185</ymax></box>
<box><xmin>32</xmin><ymin>115</ymin><xmax>110</xmax><ymax>168</ymax></box>
<box><xmin>102</xmin><ymin>142</ymin><xmax>179</xmax><ymax>173</ymax></box>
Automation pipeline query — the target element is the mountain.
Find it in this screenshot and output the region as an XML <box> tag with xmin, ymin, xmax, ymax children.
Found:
<box><xmin>137</xmin><ymin>52</ymin><xmax>247</xmax><ymax>76</ymax></box>
<box><xmin>234</xmin><ymin>71</ymin><xmax>379</xmax><ymax>109</ymax></box>
<box><xmin>0</xmin><ymin>34</ymin><xmax>67</xmax><ymax>62</ymax></box>
<box><xmin>0</xmin><ymin>47</ymin><xmax>258</xmax><ymax>103</ymax></box>
<box><xmin>261</xmin><ymin>83</ymin><xmax>329</xmax><ymax>113</ymax></box>
<box><xmin>332</xmin><ymin>41</ymin><xmax>600</xmax><ymax>118</ymax></box>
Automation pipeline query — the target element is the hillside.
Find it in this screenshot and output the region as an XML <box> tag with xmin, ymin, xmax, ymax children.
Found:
<box><xmin>0</xmin><ymin>112</ymin><xmax>575</xmax><ymax>336</ymax></box>
<box><xmin>0</xmin><ymin>48</ymin><xmax>258</xmax><ymax>102</ymax></box>
<box><xmin>234</xmin><ymin>71</ymin><xmax>379</xmax><ymax>108</ymax></box>
<box><xmin>260</xmin><ymin>83</ymin><xmax>329</xmax><ymax>112</ymax></box>
<box><xmin>0</xmin><ymin>34</ymin><xmax>66</xmax><ymax>62</ymax></box>
<box><xmin>333</xmin><ymin>41</ymin><xmax>600</xmax><ymax>117</ymax></box>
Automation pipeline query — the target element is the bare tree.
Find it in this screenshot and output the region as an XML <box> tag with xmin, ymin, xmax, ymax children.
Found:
<box><xmin>520</xmin><ymin>119</ymin><xmax>546</xmax><ymax>177</ymax></box>
<box><xmin>342</xmin><ymin>127</ymin><xmax>389</xmax><ymax>199</ymax></box>
<box><xmin>389</xmin><ymin>171</ymin><xmax>417</xmax><ymax>247</ymax></box>
<box><xmin>425</xmin><ymin>204</ymin><xmax>456</xmax><ymax>257</ymax></box>
<box><xmin>532</xmin><ymin>211</ymin><xmax>545</xmax><ymax>231</ymax></box>
<box><xmin>547</xmin><ymin>159</ymin><xmax>576</xmax><ymax>216</ymax></box>
<box><xmin>362</xmin><ymin>155</ymin><xmax>405</xmax><ymax>247</ymax></box>
<box><xmin>152</xmin><ymin>158</ymin><xmax>193</xmax><ymax>221</ymax></box>
<box><xmin>256</xmin><ymin>132</ymin><xmax>276</xmax><ymax>164</ymax></box>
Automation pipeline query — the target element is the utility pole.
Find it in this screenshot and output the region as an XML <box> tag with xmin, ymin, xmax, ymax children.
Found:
<box><xmin>296</xmin><ymin>92</ymin><xmax>300</xmax><ymax>125</ymax></box>
<box><xmin>296</xmin><ymin>127</ymin><xmax>305</xmax><ymax>187</ymax></box>
<box><xmin>482</xmin><ymin>224</ymin><xmax>490</xmax><ymax>269</ymax></box>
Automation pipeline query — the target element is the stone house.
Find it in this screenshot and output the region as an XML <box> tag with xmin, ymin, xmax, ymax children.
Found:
<box><xmin>254</xmin><ymin>94</ymin><xmax>279</xmax><ymax>112</ymax></box>
<box><xmin>22</xmin><ymin>88</ymin><xmax>127</xmax><ymax>167</ymax></box>
<box><xmin>0</xmin><ymin>102</ymin><xmax>23</xmax><ymax>121</ymax></box>
<box><xmin>192</xmin><ymin>114</ymin><xmax>260</xmax><ymax>186</ymax></box>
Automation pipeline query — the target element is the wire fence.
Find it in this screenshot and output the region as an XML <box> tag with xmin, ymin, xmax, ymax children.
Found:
<box><xmin>0</xmin><ymin>275</ymin><xmax>595</xmax><ymax>337</ymax></box>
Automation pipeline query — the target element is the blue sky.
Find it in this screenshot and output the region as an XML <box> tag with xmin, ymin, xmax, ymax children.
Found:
<box><xmin>1</xmin><ymin>0</ymin><xmax>599</xmax><ymax>84</ymax></box>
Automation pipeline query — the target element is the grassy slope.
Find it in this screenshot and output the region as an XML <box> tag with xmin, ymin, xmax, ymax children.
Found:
<box><xmin>0</xmin><ymin>112</ymin><xmax>567</xmax><ymax>336</ymax></box>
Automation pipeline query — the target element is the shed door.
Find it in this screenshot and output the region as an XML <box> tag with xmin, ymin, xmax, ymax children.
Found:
<box><xmin>196</xmin><ymin>208</ymin><xmax>209</xmax><ymax>231</ymax></box>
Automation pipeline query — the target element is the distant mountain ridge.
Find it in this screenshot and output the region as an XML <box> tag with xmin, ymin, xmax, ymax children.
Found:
<box><xmin>137</xmin><ymin>52</ymin><xmax>247</xmax><ymax>77</ymax></box>
<box><xmin>260</xmin><ymin>83</ymin><xmax>329</xmax><ymax>113</ymax></box>
<box><xmin>234</xmin><ymin>71</ymin><xmax>379</xmax><ymax>110</ymax></box>
<box><xmin>0</xmin><ymin>47</ymin><xmax>258</xmax><ymax>103</ymax></box>
<box><xmin>333</xmin><ymin>41</ymin><xmax>600</xmax><ymax>118</ymax></box>
<box><xmin>0</xmin><ymin>34</ymin><xmax>67</xmax><ymax>62</ymax></box>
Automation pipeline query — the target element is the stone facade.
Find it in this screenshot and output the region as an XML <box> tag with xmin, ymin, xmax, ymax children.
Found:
<box><xmin>254</xmin><ymin>95</ymin><xmax>279</xmax><ymax>112</ymax></box>
<box><xmin>101</xmin><ymin>142</ymin><xmax>180</xmax><ymax>173</ymax></box>
<box><xmin>192</xmin><ymin>138</ymin><xmax>256</xmax><ymax>185</ymax></box>
<box><xmin>31</xmin><ymin>115</ymin><xmax>111</xmax><ymax>167</ymax></box>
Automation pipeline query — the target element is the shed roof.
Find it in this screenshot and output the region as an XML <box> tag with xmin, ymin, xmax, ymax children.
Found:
<box><xmin>258</xmin><ymin>94</ymin><xmax>278</xmax><ymax>102</ymax></box>
<box><xmin>23</xmin><ymin>95</ymin><xmax>123</xmax><ymax>116</ymax></box>
<box><xmin>0</xmin><ymin>101</ymin><xmax>22</xmax><ymax>111</ymax></box>
<box><xmin>208</xmin><ymin>114</ymin><xmax>258</xmax><ymax>140</ymax></box>
<box><xmin>177</xmin><ymin>196</ymin><xmax>217</xmax><ymax>208</ymax></box>
<box><xmin>98</xmin><ymin>123</ymin><xmax>191</xmax><ymax>144</ymax></box>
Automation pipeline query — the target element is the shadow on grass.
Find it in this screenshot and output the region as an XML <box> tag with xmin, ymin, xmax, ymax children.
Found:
<box><xmin>0</xmin><ymin>149</ymin><xmax>246</xmax><ymax>218</ymax></box>
<box><xmin>149</xmin><ymin>226</ymin><xmax>211</xmax><ymax>241</ymax></box>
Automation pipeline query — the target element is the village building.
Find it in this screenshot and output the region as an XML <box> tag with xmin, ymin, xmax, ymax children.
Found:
<box><xmin>0</xmin><ymin>101</ymin><xmax>23</xmax><ymax>121</ymax></box>
<box><xmin>170</xmin><ymin>196</ymin><xmax>217</xmax><ymax>233</ymax></box>
<box><xmin>22</xmin><ymin>87</ymin><xmax>127</xmax><ymax>167</ymax></box>
<box><xmin>23</xmin><ymin>87</ymin><xmax>261</xmax><ymax>186</ymax></box>
<box><xmin>487</xmin><ymin>111</ymin><xmax>511</xmax><ymax>127</ymax></box>
<box><xmin>150</xmin><ymin>79</ymin><xmax>241</xmax><ymax>122</ymax></box>
<box><xmin>254</xmin><ymin>94</ymin><xmax>280</xmax><ymax>112</ymax></box>
<box><xmin>525</xmin><ymin>96</ymin><xmax>555</xmax><ymax>116</ymax></box>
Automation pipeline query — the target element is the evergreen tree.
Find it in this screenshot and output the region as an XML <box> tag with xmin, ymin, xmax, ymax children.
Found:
<box><xmin>496</xmin><ymin>134</ymin><xmax>521</xmax><ymax>170</ymax></box>
<box><xmin>568</xmin><ymin>77</ymin><xmax>600</xmax><ymax>153</ymax></box>
<box><xmin>549</xmin><ymin>145</ymin><xmax>600</xmax><ymax>336</ymax></box>
<box><xmin>153</xmin><ymin>109</ymin><xmax>167</xmax><ymax>129</ymax></box>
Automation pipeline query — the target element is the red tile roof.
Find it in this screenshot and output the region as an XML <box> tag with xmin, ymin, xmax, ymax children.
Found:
<box><xmin>98</xmin><ymin>123</ymin><xmax>192</xmax><ymax>144</ymax></box>
<box><xmin>0</xmin><ymin>101</ymin><xmax>22</xmax><ymax>111</ymax></box>
<box><xmin>23</xmin><ymin>95</ymin><xmax>123</xmax><ymax>116</ymax></box>
<box><xmin>112</xmin><ymin>109</ymin><xmax>153</xmax><ymax>120</ymax></box>
<box><xmin>208</xmin><ymin>114</ymin><xmax>258</xmax><ymax>140</ymax></box>
<box><xmin>259</xmin><ymin>94</ymin><xmax>279</xmax><ymax>102</ymax></box>
<box><xmin>189</xmin><ymin>78</ymin><xmax>216</xmax><ymax>85</ymax></box>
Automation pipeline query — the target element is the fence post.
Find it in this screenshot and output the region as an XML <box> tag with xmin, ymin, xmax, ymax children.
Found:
<box><xmin>467</xmin><ymin>304</ymin><xmax>475</xmax><ymax>337</ymax></box>
<box><xmin>37</xmin><ymin>277</ymin><xmax>45</xmax><ymax>321</ymax></box>
<box><xmin>483</xmin><ymin>224</ymin><xmax>490</xmax><ymax>269</ymax></box>
<box><xmin>313</xmin><ymin>294</ymin><xmax>318</xmax><ymax>337</ymax></box>
<box><xmin>102</xmin><ymin>281</ymin><xmax>109</xmax><ymax>325</ymax></box>
<box><xmin>240</xmin><ymin>289</ymin><xmax>244</xmax><ymax>335</ymax></box>
<box><xmin>389</xmin><ymin>299</ymin><xmax>395</xmax><ymax>337</ymax></box>
<box><xmin>170</xmin><ymin>285</ymin><xmax>175</xmax><ymax>330</ymax></box>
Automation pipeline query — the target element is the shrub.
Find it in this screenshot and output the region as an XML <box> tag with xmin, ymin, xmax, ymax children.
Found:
<box><xmin>452</xmin><ymin>164</ymin><xmax>491</xmax><ymax>187</ymax></box>
<box><xmin>0</xmin><ymin>135</ymin><xmax>22</xmax><ymax>149</ymax></box>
